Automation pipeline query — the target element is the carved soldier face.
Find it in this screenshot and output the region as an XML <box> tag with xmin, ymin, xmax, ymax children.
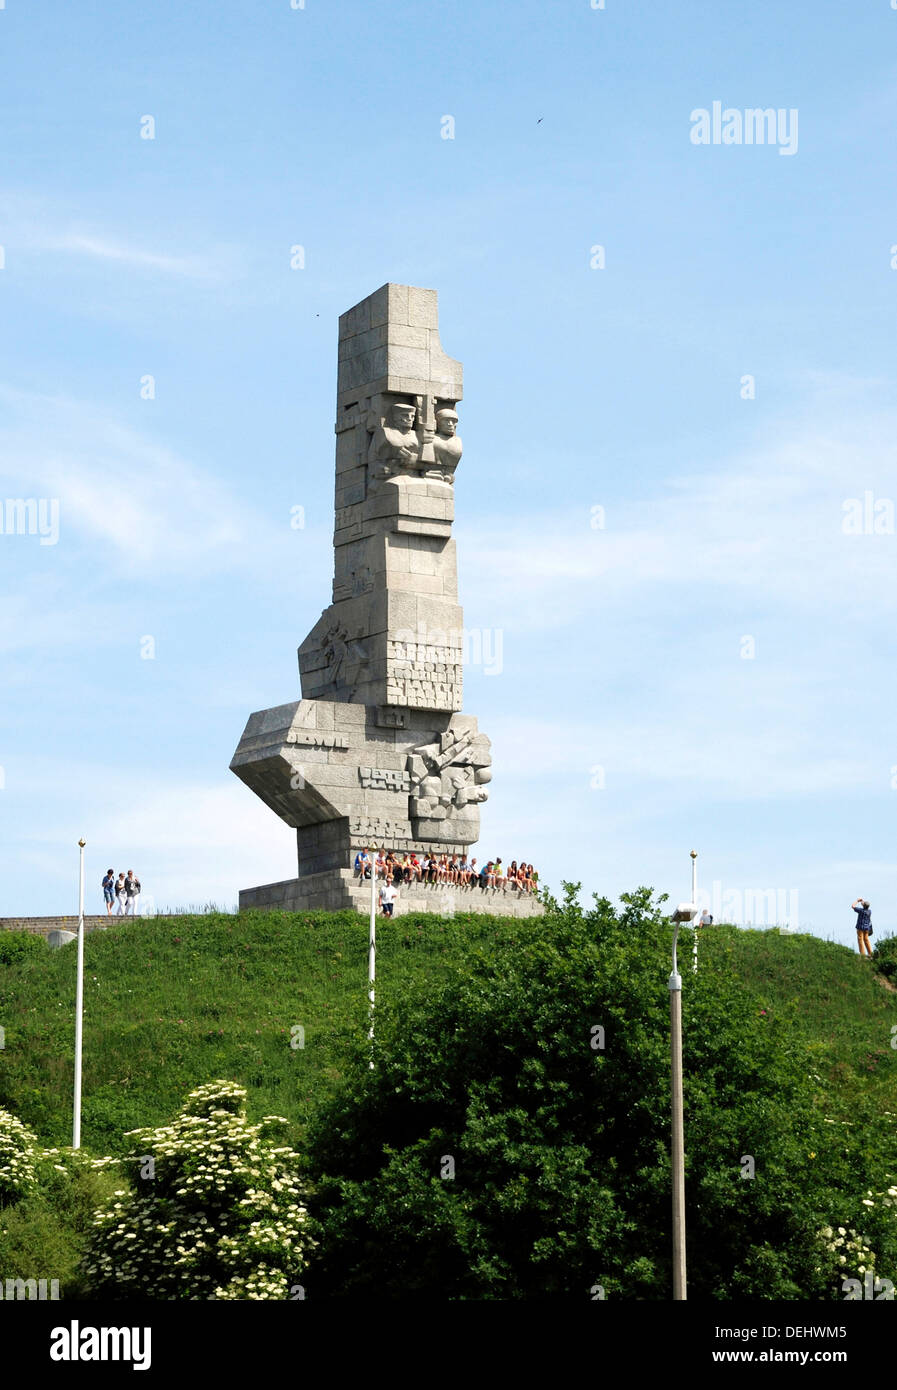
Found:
<box><xmin>391</xmin><ymin>404</ymin><xmax>416</xmax><ymax>431</ymax></box>
<box><xmin>436</xmin><ymin>411</ymin><xmax>458</xmax><ymax>436</ymax></box>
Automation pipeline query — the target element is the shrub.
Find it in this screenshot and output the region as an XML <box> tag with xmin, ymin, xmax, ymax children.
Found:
<box><xmin>306</xmin><ymin>886</ymin><xmax>886</xmax><ymax>1299</ymax></box>
<box><xmin>0</xmin><ymin>1109</ymin><xmax>125</xmax><ymax>1295</ymax></box>
<box><xmin>82</xmin><ymin>1079</ymin><xmax>315</xmax><ymax>1299</ymax></box>
<box><xmin>0</xmin><ymin>1153</ymin><xmax>122</xmax><ymax>1296</ymax></box>
<box><xmin>0</xmin><ymin>1108</ymin><xmax>41</xmax><ymax>1203</ymax></box>
<box><xmin>0</xmin><ymin>932</ymin><xmax>45</xmax><ymax>969</ymax></box>
<box><xmin>872</xmin><ymin>934</ymin><xmax>897</xmax><ymax>982</ymax></box>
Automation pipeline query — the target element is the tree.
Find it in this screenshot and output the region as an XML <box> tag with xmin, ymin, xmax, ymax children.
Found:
<box><xmin>306</xmin><ymin>888</ymin><xmax>877</xmax><ymax>1299</ymax></box>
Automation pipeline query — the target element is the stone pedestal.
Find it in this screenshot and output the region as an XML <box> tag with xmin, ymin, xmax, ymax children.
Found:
<box><xmin>239</xmin><ymin>873</ymin><xmax>544</xmax><ymax>918</ymax></box>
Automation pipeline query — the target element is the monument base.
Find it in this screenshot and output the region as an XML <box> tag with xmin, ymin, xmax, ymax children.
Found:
<box><xmin>239</xmin><ymin>869</ymin><xmax>545</xmax><ymax>918</ymax></box>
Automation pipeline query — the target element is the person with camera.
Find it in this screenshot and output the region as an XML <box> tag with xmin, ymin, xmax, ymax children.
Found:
<box><xmin>852</xmin><ymin>898</ymin><xmax>873</xmax><ymax>957</ymax></box>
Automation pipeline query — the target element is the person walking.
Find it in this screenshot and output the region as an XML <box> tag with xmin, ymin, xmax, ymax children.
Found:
<box><xmin>852</xmin><ymin>898</ymin><xmax>873</xmax><ymax>957</ymax></box>
<box><xmin>124</xmin><ymin>870</ymin><xmax>141</xmax><ymax>916</ymax></box>
<box><xmin>102</xmin><ymin>869</ymin><xmax>115</xmax><ymax>916</ymax></box>
<box><xmin>114</xmin><ymin>873</ymin><xmax>126</xmax><ymax>915</ymax></box>
<box><xmin>380</xmin><ymin>879</ymin><xmax>398</xmax><ymax>918</ymax></box>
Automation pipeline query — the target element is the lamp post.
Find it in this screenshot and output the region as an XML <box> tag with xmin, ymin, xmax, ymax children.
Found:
<box><xmin>73</xmin><ymin>837</ymin><xmax>86</xmax><ymax>1150</ymax></box>
<box><xmin>670</xmin><ymin>872</ymin><xmax>699</xmax><ymax>1301</ymax></box>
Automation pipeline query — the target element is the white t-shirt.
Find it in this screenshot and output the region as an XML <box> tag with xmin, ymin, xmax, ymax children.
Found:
<box><xmin>381</xmin><ymin>884</ymin><xmax>398</xmax><ymax>905</ymax></box>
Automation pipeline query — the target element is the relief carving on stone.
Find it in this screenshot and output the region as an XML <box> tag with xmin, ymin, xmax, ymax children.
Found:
<box><xmin>406</xmin><ymin>727</ymin><xmax>491</xmax><ymax>822</ymax></box>
<box><xmin>431</xmin><ymin>407</ymin><xmax>462</xmax><ymax>484</ymax></box>
<box><xmin>366</xmin><ymin>397</ymin><xmax>462</xmax><ymax>486</ymax></box>
<box><xmin>367</xmin><ymin>400</ymin><xmax>420</xmax><ymax>480</ymax></box>
<box><xmin>321</xmin><ymin>622</ymin><xmax>368</xmax><ymax>693</ymax></box>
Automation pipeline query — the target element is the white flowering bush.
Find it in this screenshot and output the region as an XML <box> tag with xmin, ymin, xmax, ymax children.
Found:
<box><xmin>0</xmin><ymin>1107</ymin><xmax>41</xmax><ymax>1201</ymax></box>
<box><xmin>866</xmin><ymin>1180</ymin><xmax>897</xmax><ymax>1211</ymax></box>
<box><xmin>816</xmin><ymin>1180</ymin><xmax>897</xmax><ymax>1293</ymax></box>
<box><xmin>83</xmin><ymin>1080</ymin><xmax>314</xmax><ymax>1299</ymax></box>
<box><xmin>818</xmin><ymin>1225</ymin><xmax>876</xmax><ymax>1278</ymax></box>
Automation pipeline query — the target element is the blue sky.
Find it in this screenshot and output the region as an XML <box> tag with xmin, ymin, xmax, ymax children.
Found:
<box><xmin>2</xmin><ymin>0</ymin><xmax>897</xmax><ymax>944</ymax></box>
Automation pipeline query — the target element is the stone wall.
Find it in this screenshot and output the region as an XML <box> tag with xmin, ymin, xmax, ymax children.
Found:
<box><xmin>0</xmin><ymin>916</ymin><xmax>114</xmax><ymax>937</ymax></box>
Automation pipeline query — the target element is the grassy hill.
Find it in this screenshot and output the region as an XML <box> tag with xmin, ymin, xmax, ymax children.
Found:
<box><xmin>0</xmin><ymin>909</ymin><xmax>525</xmax><ymax>1155</ymax></box>
<box><xmin>1</xmin><ymin>908</ymin><xmax>896</xmax><ymax>1295</ymax></box>
<box><xmin>1</xmin><ymin>911</ymin><xmax>894</xmax><ymax>1156</ymax></box>
<box><xmin>712</xmin><ymin>925</ymin><xmax>897</xmax><ymax>1115</ymax></box>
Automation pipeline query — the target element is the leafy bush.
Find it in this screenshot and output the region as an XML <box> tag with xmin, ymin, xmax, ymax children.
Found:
<box><xmin>83</xmin><ymin>1079</ymin><xmax>315</xmax><ymax>1299</ymax></box>
<box><xmin>0</xmin><ymin>932</ymin><xmax>46</xmax><ymax>969</ymax></box>
<box><xmin>0</xmin><ymin>1109</ymin><xmax>122</xmax><ymax>1294</ymax></box>
<box><xmin>873</xmin><ymin>934</ymin><xmax>897</xmax><ymax>981</ymax></box>
<box><xmin>0</xmin><ymin>1154</ymin><xmax>121</xmax><ymax>1296</ymax></box>
<box><xmin>306</xmin><ymin>887</ymin><xmax>896</xmax><ymax>1299</ymax></box>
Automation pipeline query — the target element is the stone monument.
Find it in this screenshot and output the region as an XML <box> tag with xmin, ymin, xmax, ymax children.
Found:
<box><xmin>231</xmin><ymin>283</ymin><xmax>542</xmax><ymax>916</ymax></box>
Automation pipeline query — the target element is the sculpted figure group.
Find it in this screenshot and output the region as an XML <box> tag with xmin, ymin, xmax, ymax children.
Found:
<box><xmin>368</xmin><ymin>400</ymin><xmax>462</xmax><ymax>484</ymax></box>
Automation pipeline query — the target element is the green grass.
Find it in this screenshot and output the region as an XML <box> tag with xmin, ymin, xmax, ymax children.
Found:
<box><xmin>2</xmin><ymin>913</ymin><xmax>894</xmax><ymax>1155</ymax></box>
<box><xmin>0</xmin><ymin>909</ymin><xmax>524</xmax><ymax>1156</ymax></box>
<box><xmin>701</xmin><ymin>925</ymin><xmax>897</xmax><ymax>1115</ymax></box>
<box><xmin>1</xmin><ymin>909</ymin><xmax>896</xmax><ymax>1294</ymax></box>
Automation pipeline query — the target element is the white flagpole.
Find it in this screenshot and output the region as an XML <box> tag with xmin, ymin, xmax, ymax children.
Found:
<box><xmin>368</xmin><ymin>857</ymin><xmax>376</xmax><ymax>1069</ymax></box>
<box><xmin>691</xmin><ymin>850</ymin><xmax>699</xmax><ymax>974</ymax></box>
<box><xmin>73</xmin><ymin>837</ymin><xmax>86</xmax><ymax>1149</ymax></box>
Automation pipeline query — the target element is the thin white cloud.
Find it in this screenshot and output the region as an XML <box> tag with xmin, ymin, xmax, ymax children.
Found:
<box><xmin>0</xmin><ymin>192</ymin><xmax>238</xmax><ymax>282</ymax></box>
<box><xmin>461</xmin><ymin>418</ymin><xmax>897</xmax><ymax>629</ymax></box>
<box><xmin>0</xmin><ymin>385</ymin><xmax>327</xmax><ymax>583</ymax></box>
<box><xmin>489</xmin><ymin>706</ymin><xmax>875</xmax><ymax>803</ymax></box>
<box><xmin>43</xmin><ymin>233</ymin><xmax>220</xmax><ymax>279</ymax></box>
